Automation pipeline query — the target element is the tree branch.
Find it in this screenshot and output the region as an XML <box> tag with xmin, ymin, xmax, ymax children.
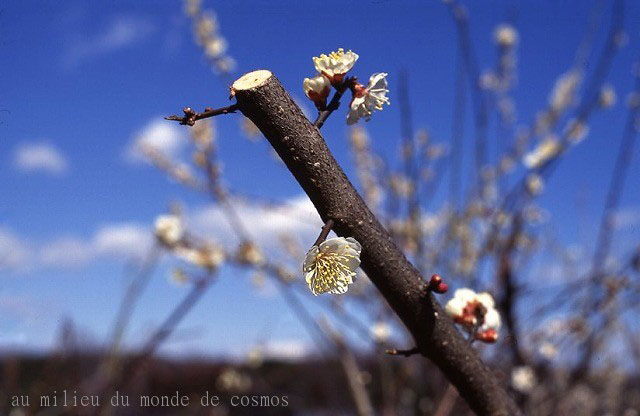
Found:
<box><xmin>230</xmin><ymin>69</ymin><xmax>521</xmax><ymax>416</ymax></box>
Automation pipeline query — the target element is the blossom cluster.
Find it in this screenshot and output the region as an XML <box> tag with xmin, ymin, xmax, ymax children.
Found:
<box><xmin>445</xmin><ymin>288</ymin><xmax>501</xmax><ymax>343</ymax></box>
<box><xmin>302</xmin><ymin>48</ymin><xmax>390</xmax><ymax>125</ymax></box>
<box><xmin>185</xmin><ymin>0</ymin><xmax>236</xmax><ymax>74</ymax></box>
<box><xmin>154</xmin><ymin>214</ymin><xmax>225</xmax><ymax>272</ymax></box>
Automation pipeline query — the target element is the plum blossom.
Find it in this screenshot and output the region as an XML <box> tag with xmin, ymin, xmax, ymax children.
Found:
<box><xmin>303</xmin><ymin>237</ymin><xmax>362</xmax><ymax>295</ymax></box>
<box><xmin>303</xmin><ymin>74</ymin><xmax>331</xmax><ymax>109</ymax></box>
<box><xmin>445</xmin><ymin>288</ymin><xmax>501</xmax><ymax>342</ymax></box>
<box><xmin>313</xmin><ymin>48</ymin><xmax>359</xmax><ymax>85</ymax></box>
<box><xmin>347</xmin><ymin>73</ymin><xmax>390</xmax><ymax>125</ymax></box>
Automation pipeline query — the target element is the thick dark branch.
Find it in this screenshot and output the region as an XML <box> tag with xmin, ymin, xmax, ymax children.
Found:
<box><xmin>165</xmin><ymin>104</ymin><xmax>238</xmax><ymax>126</ymax></box>
<box><xmin>231</xmin><ymin>70</ymin><xmax>520</xmax><ymax>416</ymax></box>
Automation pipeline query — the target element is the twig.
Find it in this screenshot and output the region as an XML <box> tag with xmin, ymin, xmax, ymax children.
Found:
<box><xmin>165</xmin><ymin>104</ymin><xmax>238</xmax><ymax>126</ymax></box>
<box><xmin>385</xmin><ymin>347</ymin><xmax>420</xmax><ymax>357</ymax></box>
<box><xmin>314</xmin><ymin>78</ymin><xmax>355</xmax><ymax>128</ymax></box>
<box><xmin>313</xmin><ymin>219</ymin><xmax>335</xmax><ymax>246</ymax></box>
<box><xmin>321</xmin><ymin>320</ymin><xmax>376</xmax><ymax>416</ymax></box>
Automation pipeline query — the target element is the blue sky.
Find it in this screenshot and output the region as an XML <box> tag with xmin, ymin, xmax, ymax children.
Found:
<box><xmin>1</xmin><ymin>0</ymin><xmax>639</xmax><ymax>359</ymax></box>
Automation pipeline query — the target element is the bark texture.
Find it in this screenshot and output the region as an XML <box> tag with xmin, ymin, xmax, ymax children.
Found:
<box><xmin>232</xmin><ymin>70</ymin><xmax>520</xmax><ymax>416</ymax></box>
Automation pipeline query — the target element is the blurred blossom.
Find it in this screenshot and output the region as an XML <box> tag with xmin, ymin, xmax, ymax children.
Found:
<box><xmin>390</xmin><ymin>174</ymin><xmax>414</xmax><ymax>198</ymax></box>
<box><xmin>246</xmin><ymin>347</ymin><xmax>263</xmax><ymax>368</ymax></box>
<box><xmin>184</xmin><ymin>0</ymin><xmax>201</xmax><ymax>17</ymax></box>
<box><xmin>445</xmin><ymin>288</ymin><xmax>501</xmax><ymax>342</ymax></box>
<box><xmin>172</xmin><ymin>162</ymin><xmax>196</xmax><ymax>185</ymax></box>
<box><xmin>204</xmin><ymin>37</ymin><xmax>227</xmax><ymax>58</ymax></box>
<box><xmin>190</xmin><ymin>119</ymin><xmax>215</xmax><ymax>150</ymax></box>
<box><xmin>500</xmin><ymin>156</ymin><xmax>516</xmax><ymax>173</ymax></box>
<box><xmin>539</xmin><ymin>341</ymin><xmax>558</xmax><ymax>360</ymax></box>
<box><xmin>187</xmin><ymin>3</ymin><xmax>235</xmax><ymax>75</ymax></box>
<box><xmin>154</xmin><ymin>214</ymin><xmax>184</xmax><ymax>247</ymax></box>
<box><xmin>511</xmin><ymin>366</ymin><xmax>536</xmax><ymax>393</ymax></box>
<box><xmin>216</xmin><ymin>367</ymin><xmax>252</xmax><ymax>392</ymax></box>
<box><xmin>565</xmin><ymin>119</ymin><xmax>589</xmax><ymax>143</ymax></box>
<box><xmin>525</xmin><ymin>173</ymin><xmax>544</xmax><ymax>196</ymax></box>
<box><xmin>370</xmin><ymin>321</ymin><xmax>391</xmax><ymax>343</ymax></box>
<box><xmin>236</xmin><ymin>242</ymin><xmax>264</xmax><ymax>266</ymax></box>
<box><xmin>347</xmin><ymin>73</ymin><xmax>390</xmax><ymax>125</ymax></box>
<box><xmin>494</xmin><ymin>23</ymin><xmax>519</xmax><ymax>48</ymax></box>
<box><xmin>177</xmin><ymin>244</ymin><xmax>225</xmax><ymax>271</ymax></box>
<box><xmin>349</xmin><ymin>126</ymin><xmax>383</xmax><ymax>211</ymax></box>
<box><xmin>523</xmin><ymin>136</ymin><xmax>560</xmax><ymax>169</ymax></box>
<box><xmin>195</xmin><ymin>13</ymin><xmax>217</xmax><ymax>43</ymax></box>
<box><xmin>241</xmin><ymin>117</ymin><xmax>261</xmax><ymax>140</ymax></box>
<box><xmin>312</xmin><ymin>48</ymin><xmax>359</xmax><ymax>85</ymax></box>
<box><xmin>549</xmin><ymin>70</ymin><xmax>582</xmax><ymax>113</ymax></box>
<box><xmin>599</xmin><ymin>84</ymin><xmax>617</xmax><ymax>108</ymax></box>
<box><xmin>480</xmin><ymin>70</ymin><xmax>498</xmax><ymax>90</ymax></box>
<box><xmin>349</xmin><ymin>125</ymin><xmax>369</xmax><ymax>151</ymax></box>
<box><xmin>303</xmin><ymin>237</ymin><xmax>362</xmax><ymax>295</ymax></box>
<box><xmin>276</xmin><ymin>265</ymin><xmax>296</xmax><ymax>282</ymax></box>
<box><xmin>626</xmin><ymin>92</ymin><xmax>640</xmax><ymax>109</ymax></box>
<box><xmin>170</xmin><ymin>268</ymin><xmax>190</xmax><ymax>286</ymax></box>
<box><xmin>427</xmin><ymin>143</ymin><xmax>447</xmax><ymax>160</ymax></box>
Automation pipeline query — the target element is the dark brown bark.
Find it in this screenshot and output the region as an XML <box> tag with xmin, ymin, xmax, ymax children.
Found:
<box><xmin>231</xmin><ymin>70</ymin><xmax>520</xmax><ymax>416</ymax></box>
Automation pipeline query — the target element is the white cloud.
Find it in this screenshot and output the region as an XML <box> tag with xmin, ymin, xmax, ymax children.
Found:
<box><xmin>93</xmin><ymin>223</ymin><xmax>152</xmax><ymax>258</ymax></box>
<box><xmin>260</xmin><ymin>339</ymin><xmax>311</xmax><ymax>362</ymax></box>
<box><xmin>62</xmin><ymin>16</ymin><xmax>155</xmax><ymax>68</ymax></box>
<box><xmin>126</xmin><ymin>118</ymin><xmax>187</xmax><ymax>163</ymax></box>
<box><xmin>40</xmin><ymin>236</ymin><xmax>97</xmax><ymax>268</ymax></box>
<box><xmin>190</xmin><ymin>194</ymin><xmax>322</xmax><ymax>250</ymax></box>
<box><xmin>13</xmin><ymin>142</ymin><xmax>69</xmax><ymax>175</ymax></box>
<box><xmin>3</xmin><ymin>195</ymin><xmax>321</xmax><ymax>273</ymax></box>
<box><xmin>0</xmin><ymin>222</ymin><xmax>152</xmax><ymax>273</ymax></box>
<box><xmin>40</xmin><ymin>223</ymin><xmax>152</xmax><ymax>268</ymax></box>
<box><xmin>0</xmin><ymin>227</ymin><xmax>31</xmax><ymax>271</ymax></box>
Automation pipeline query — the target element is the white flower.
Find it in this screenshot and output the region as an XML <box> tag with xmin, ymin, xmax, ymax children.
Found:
<box><xmin>303</xmin><ymin>237</ymin><xmax>362</xmax><ymax>295</ymax></box>
<box><xmin>445</xmin><ymin>288</ymin><xmax>501</xmax><ymax>341</ymax></box>
<box><xmin>347</xmin><ymin>73</ymin><xmax>390</xmax><ymax>125</ymax></box>
<box><xmin>371</xmin><ymin>322</ymin><xmax>391</xmax><ymax>343</ymax></box>
<box><xmin>303</xmin><ymin>74</ymin><xmax>331</xmax><ymax>107</ymax></box>
<box><xmin>154</xmin><ymin>215</ymin><xmax>184</xmax><ymax>247</ymax></box>
<box><xmin>313</xmin><ymin>48</ymin><xmax>359</xmax><ymax>84</ymax></box>
<box><xmin>494</xmin><ymin>24</ymin><xmax>518</xmax><ymax>48</ymax></box>
<box><xmin>444</xmin><ymin>288</ymin><xmax>476</xmax><ymax>318</ymax></box>
<box><xmin>523</xmin><ymin>136</ymin><xmax>561</xmax><ymax>169</ymax></box>
<box><xmin>511</xmin><ymin>366</ymin><xmax>536</xmax><ymax>393</ymax></box>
